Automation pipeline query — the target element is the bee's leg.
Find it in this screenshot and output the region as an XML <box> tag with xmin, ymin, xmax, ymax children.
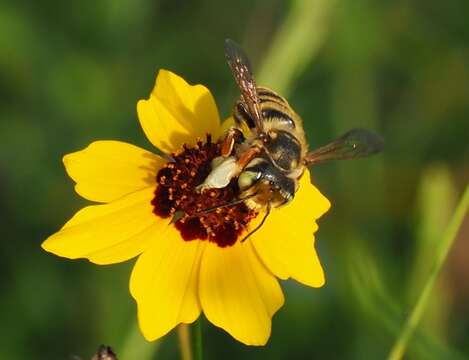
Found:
<box><xmin>237</xmin><ymin>145</ymin><xmax>261</xmax><ymax>168</ymax></box>
<box><xmin>197</xmin><ymin>147</ymin><xmax>261</xmax><ymax>192</ymax></box>
<box><xmin>220</xmin><ymin>127</ymin><xmax>245</xmax><ymax>157</ymax></box>
<box><xmin>241</xmin><ymin>202</ymin><xmax>271</xmax><ymax>242</ymax></box>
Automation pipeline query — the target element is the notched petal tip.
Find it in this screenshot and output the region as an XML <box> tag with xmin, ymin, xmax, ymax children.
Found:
<box><xmin>129</xmin><ymin>233</ymin><xmax>203</xmax><ymax>342</ymax></box>
<box><xmin>299</xmin><ymin>169</ymin><xmax>332</xmax><ymax>220</ymax></box>
<box><xmin>137</xmin><ymin>69</ymin><xmax>221</xmax><ymax>154</ymax></box>
<box><xmin>61</xmin><ymin>141</ymin><xmax>164</xmax><ymax>203</ymax></box>
<box><xmin>41</xmin><ymin>188</ymin><xmax>161</xmax><ymax>264</ymax></box>
<box><xmin>251</xmin><ymin>169</ymin><xmax>330</xmax><ymax>288</ymax></box>
<box><xmin>199</xmin><ymin>242</ymin><xmax>284</xmax><ymax>346</ymax></box>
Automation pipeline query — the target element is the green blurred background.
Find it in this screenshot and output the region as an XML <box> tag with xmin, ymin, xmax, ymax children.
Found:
<box><xmin>1</xmin><ymin>0</ymin><xmax>468</xmax><ymax>359</ymax></box>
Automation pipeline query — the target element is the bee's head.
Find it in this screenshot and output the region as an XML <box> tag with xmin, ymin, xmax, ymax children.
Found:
<box><xmin>238</xmin><ymin>157</ymin><xmax>296</xmax><ymax>208</ymax></box>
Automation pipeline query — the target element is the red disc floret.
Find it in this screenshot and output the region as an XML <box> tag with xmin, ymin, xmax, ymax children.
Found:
<box><xmin>151</xmin><ymin>135</ymin><xmax>258</xmax><ymax>247</ymax></box>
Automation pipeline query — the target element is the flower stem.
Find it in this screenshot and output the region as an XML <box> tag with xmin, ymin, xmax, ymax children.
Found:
<box><xmin>387</xmin><ymin>183</ymin><xmax>469</xmax><ymax>360</ymax></box>
<box><xmin>178</xmin><ymin>319</ymin><xmax>203</xmax><ymax>360</ymax></box>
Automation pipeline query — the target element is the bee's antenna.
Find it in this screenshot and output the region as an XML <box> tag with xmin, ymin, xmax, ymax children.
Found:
<box><xmin>190</xmin><ymin>193</ymin><xmax>257</xmax><ymax>217</ymax></box>
<box><xmin>241</xmin><ymin>202</ymin><xmax>271</xmax><ymax>243</ymax></box>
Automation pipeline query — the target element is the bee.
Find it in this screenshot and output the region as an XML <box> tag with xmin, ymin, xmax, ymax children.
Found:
<box><xmin>71</xmin><ymin>345</ymin><xmax>117</xmax><ymax>360</ymax></box>
<box><xmin>198</xmin><ymin>39</ymin><xmax>383</xmax><ymax>240</ymax></box>
<box><xmin>90</xmin><ymin>345</ymin><xmax>117</xmax><ymax>360</ymax></box>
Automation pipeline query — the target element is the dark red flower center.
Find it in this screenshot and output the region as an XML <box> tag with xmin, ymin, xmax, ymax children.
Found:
<box><xmin>151</xmin><ymin>135</ymin><xmax>258</xmax><ymax>247</ymax></box>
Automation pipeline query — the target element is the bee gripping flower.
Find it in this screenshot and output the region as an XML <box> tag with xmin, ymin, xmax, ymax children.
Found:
<box><xmin>42</xmin><ymin>69</ymin><xmax>331</xmax><ymax>346</ymax></box>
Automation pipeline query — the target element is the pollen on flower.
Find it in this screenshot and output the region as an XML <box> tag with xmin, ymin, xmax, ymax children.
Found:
<box><xmin>151</xmin><ymin>135</ymin><xmax>258</xmax><ymax>247</ymax></box>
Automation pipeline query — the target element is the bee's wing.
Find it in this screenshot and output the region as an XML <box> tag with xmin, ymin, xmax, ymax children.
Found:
<box><xmin>224</xmin><ymin>39</ymin><xmax>264</xmax><ymax>134</ymax></box>
<box><xmin>304</xmin><ymin>128</ymin><xmax>384</xmax><ymax>166</ymax></box>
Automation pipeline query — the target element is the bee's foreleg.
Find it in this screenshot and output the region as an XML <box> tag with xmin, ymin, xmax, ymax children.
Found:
<box><xmin>220</xmin><ymin>127</ymin><xmax>245</xmax><ymax>157</ymax></box>
<box><xmin>237</xmin><ymin>145</ymin><xmax>261</xmax><ymax>169</ymax></box>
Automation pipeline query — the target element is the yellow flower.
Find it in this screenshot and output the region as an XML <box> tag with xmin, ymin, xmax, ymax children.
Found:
<box><xmin>42</xmin><ymin>70</ymin><xmax>331</xmax><ymax>346</ymax></box>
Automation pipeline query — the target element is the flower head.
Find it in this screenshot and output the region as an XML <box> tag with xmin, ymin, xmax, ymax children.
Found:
<box><xmin>42</xmin><ymin>70</ymin><xmax>330</xmax><ymax>345</ymax></box>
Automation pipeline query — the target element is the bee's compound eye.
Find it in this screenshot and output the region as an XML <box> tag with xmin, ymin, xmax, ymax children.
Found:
<box><xmin>238</xmin><ymin>171</ymin><xmax>258</xmax><ymax>191</ymax></box>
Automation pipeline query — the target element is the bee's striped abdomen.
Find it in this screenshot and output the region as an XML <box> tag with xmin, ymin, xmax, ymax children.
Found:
<box><xmin>258</xmin><ymin>87</ymin><xmax>296</xmax><ymax>129</ymax></box>
<box><xmin>257</xmin><ymin>88</ymin><xmax>285</xmax><ymax>104</ymax></box>
<box><xmin>261</xmin><ymin>108</ymin><xmax>296</xmax><ymax>129</ymax></box>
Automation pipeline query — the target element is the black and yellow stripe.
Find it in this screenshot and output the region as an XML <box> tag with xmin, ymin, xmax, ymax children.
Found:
<box><xmin>233</xmin><ymin>86</ymin><xmax>298</xmax><ymax>130</ymax></box>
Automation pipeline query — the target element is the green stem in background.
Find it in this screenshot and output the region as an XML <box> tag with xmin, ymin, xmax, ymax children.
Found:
<box><xmin>191</xmin><ymin>318</ymin><xmax>203</xmax><ymax>360</ymax></box>
<box><xmin>257</xmin><ymin>0</ymin><xmax>336</xmax><ymax>95</ymax></box>
<box><xmin>177</xmin><ymin>324</ymin><xmax>192</xmax><ymax>360</ymax></box>
<box><xmin>387</xmin><ymin>183</ymin><xmax>469</xmax><ymax>360</ymax></box>
<box><xmin>119</xmin><ymin>320</ymin><xmax>160</xmax><ymax>360</ymax></box>
<box><xmin>178</xmin><ymin>319</ymin><xmax>203</xmax><ymax>360</ymax></box>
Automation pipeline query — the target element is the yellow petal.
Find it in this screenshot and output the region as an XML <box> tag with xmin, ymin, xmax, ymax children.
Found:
<box><xmin>218</xmin><ymin>116</ymin><xmax>252</xmax><ymax>139</ymax></box>
<box><xmin>252</xmin><ymin>170</ymin><xmax>331</xmax><ymax>287</ymax></box>
<box><xmin>130</xmin><ymin>228</ymin><xmax>204</xmax><ymax>341</ymax></box>
<box><xmin>217</xmin><ymin>116</ymin><xmax>235</xmax><ymax>136</ymax></box>
<box><xmin>42</xmin><ymin>188</ymin><xmax>164</xmax><ymax>264</ymax></box>
<box><xmin>199</xmin><ymin>241</ymin><xmax>284</xmax><ymax>346</ymax></box>
<box><xmin>64</xmin><ymin>140</ymin><xmax>164</xmax><ymax>203</ymax></box>
<box><xmin>137</xmin><ymin>70</ymin><xmax>220</xmax><ymax>154</ymax></box>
